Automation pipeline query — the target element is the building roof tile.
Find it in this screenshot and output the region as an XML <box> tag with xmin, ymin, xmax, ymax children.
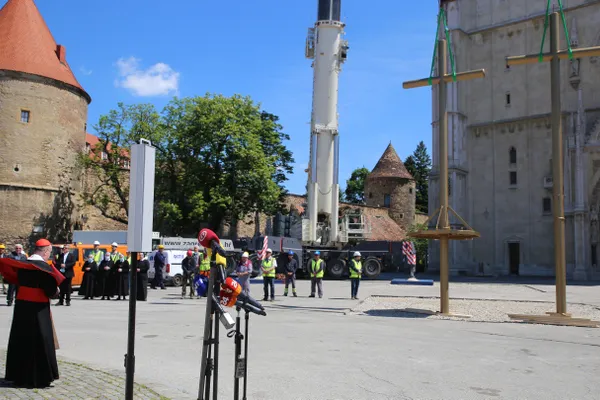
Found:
<box><xmin>368</xmin><ymin>143</ymin><xmax>413</xmax><ymax>180</ymax></box>
<box><xmin>0</xmin><ymin>0</ymin><xmax>88</xmax><ymax>96</ymax></box>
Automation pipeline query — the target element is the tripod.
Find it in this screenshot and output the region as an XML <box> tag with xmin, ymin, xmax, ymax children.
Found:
<box><xmin>228</xmin><ymin>306</ymin><xmax>250</xmax><ymax>400</ymax></box>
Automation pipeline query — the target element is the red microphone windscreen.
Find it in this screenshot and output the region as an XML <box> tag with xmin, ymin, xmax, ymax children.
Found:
<box><xmin>223</xmin><ymin>277</ymin><xmax>242</xmax><ymax>296</ymax></box>
<box><xmin>198</xmin><ymin>229</ymin><xmax>219</xmax><ymax>248</ymax></box>
<box><xmin>219</xmin><ymin>288</ymin><xmax>238</xmax><ymax>307</ymax></box>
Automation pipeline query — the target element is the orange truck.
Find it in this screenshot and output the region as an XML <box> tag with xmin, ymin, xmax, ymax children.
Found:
<box><xmin>49</xmin><ymin>243</ymin><xmax>129</xmax><ymax>286</ymax></box>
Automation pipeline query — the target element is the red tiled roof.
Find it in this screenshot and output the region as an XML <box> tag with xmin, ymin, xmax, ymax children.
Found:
<box><xmin>0</xmin><ymin>0</ymin><xmax>88</xmax><ymax>97</ymax></box>
<box><xmin>368</xmin><ymin>143</ymin><xmax>413</xmax><ymax>180</ymax></box>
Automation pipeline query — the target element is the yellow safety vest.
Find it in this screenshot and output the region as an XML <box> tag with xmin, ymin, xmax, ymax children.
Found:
<box><xmin>90</xmin><ymin>250</ymin><xmax>104</xmax><ymax>264</ymax></box>
<box><xmin>349</xmin><ymin>259</ymin><xmax>362</xmax><ymax>278</ymax></box>
<box><xmin>262</xmin><ymin>258</ymin><xmax>276</xmax><ymax>278</ymax></box>
<box><xmin>311</xmin><ymin>259</ymin><xmax>324</xmax><ymax>278</ymax></box>
<box><xmin>200</xmin><ymin>255</ymin><xmax>210</xmax><ymax>272</ymax></box>
<box><xmin>111</xmin><ymin>252</ymin><xmax>122</xmax><ymax>263</ymax></box>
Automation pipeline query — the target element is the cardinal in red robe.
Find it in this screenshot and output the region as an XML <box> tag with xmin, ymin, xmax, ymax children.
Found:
<box><xmin>0</xmin><ymin>238</ymin><xmax>64</xmax><ymax>388</ymax></box>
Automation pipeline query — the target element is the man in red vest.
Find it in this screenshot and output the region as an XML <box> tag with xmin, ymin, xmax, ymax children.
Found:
<box><xmin>0</xmin><ymin>238</ymin><xmax>64</xmax><ymax>388</ymax></box>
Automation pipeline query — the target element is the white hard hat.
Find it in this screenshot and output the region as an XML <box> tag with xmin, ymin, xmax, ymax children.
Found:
<box><xmin>242</xmin><ymin>252</ymin><xmax>249</xmax><ymax>258</ymax></box>
<box><xmin>266</xmin><ymin>248</ymin><xmax>272</xmax><ymax>253</ymax></box>
<box><xmin>353</xmin><ymin>251</ymin><xmax>361</xmax><ymax>257</ymax></box>
<box><xmin>111</xmin><ymin>242</ymin><xmax>118</xmax><ymax>247</ymax></box>
<box><xmin>93</xmin><ymin>241</ymin><xmax>100</xmax><ymax>245</ymax></box>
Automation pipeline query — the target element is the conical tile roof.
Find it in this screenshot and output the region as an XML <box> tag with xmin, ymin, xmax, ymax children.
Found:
<box><xmin>0</xmin><ymin>0</ymin><xmax>88</xmax><ymax>99</ymax></box>
<box><xmin>368</xmin><ymin>143</ymin><xmax>413</xmax><ymax>180</ymax></box>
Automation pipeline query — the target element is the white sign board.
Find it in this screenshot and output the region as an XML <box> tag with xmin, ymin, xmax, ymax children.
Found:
<box><xmin>127</xmin><ymin>140</ymin><xmax>156</xmax><ymax>252</ymax></box>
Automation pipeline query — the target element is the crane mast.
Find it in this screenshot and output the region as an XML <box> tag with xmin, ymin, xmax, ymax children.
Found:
<box><xmin>304</xmin><ymin>0</ymin><xmax>348</xmax><ymax>246</ymax></box>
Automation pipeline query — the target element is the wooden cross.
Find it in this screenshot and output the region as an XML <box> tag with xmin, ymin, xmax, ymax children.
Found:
<box><xmin>506</xmin><ymin>12</ymin><xmax>600</xmax><ymax>317</ymax></box>
<box><xmin>403</xmin><ymin>39</ymin><xmax>485</xmax><ymax>315</ymax></box>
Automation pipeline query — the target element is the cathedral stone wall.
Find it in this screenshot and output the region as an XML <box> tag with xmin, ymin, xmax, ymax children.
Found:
<box><xmin>0</xmin><ymin>73</ymin><xmax>88</xmax><ymax>245</ymax></box>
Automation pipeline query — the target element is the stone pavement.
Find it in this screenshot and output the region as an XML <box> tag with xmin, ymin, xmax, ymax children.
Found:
<box><xmin>0</xmin><ymin>349</ymin><xmax>172</xmax><ymax>399</ymax></box>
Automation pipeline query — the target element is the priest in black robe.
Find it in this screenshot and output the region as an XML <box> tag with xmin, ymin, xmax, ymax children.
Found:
<box><xmin>0</xmin><ymin>238</ymin><xmax>63</xmax><ymax>388</ymax></box>
<box><xmin>96</xmin><ymin>253</ymin><xmax>114</xmax><ymax>300</ymax></box>
<box><xmin>115</xmin><ymin>254</ymin><xmax>129</xmax><ymax>300</ymax></box>
<box><xmin>79</xmin><ymin>256</ymin><xmax>97</xmax><ymax>299</ymax></box>
<box><xmin>136</xmin><ymin>253</ymin><xmax>150</xmax><ymax>301</ymax></box>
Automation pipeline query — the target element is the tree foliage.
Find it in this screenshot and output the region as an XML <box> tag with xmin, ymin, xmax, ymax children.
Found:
<box><xmin>344</xmin><ymin>167</ymin><xmax>370</xmax><ymax>204</ymax></box>
<box><xmin>81</xmin><ymin>94</ymin><xmax>294</xmax><ymax>235</ymax></box>
<box><xmin>404</xmin><ymin>141</ymin><xmax>431</xmax><ymax>213</ymax></box>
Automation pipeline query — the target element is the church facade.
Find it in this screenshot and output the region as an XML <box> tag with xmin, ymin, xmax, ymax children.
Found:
<box><xmin>428</xmin><ymin>0</ymin><xmax>600</xmax><ymax>280</ymax></box>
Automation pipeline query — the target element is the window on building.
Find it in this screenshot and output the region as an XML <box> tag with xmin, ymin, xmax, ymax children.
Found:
<box><xmin>543</xmin><ymin>197</ymin><xmax>552</xmax><ymax>214</ymax></box>
<box><xmin>509</xmin><ymin>147</ymin><xmax>517</xmax><ymax>164</ymax></box>
<box><xmin>506</xmin><ymin>63</ymin><xmax>511</xmax><ymax>70</ymax></box>
<box><xmin>409</xmin><ymin>188</ymin><xmax>413</xmax><ymax>194</ymax></box>
<box><xmin>123</xmin><ymin>160</ymin><xmax>130</xmax><ymax>169</ymax></box>
<box><xmin>101</xmin><ymin>151</ymin><xmax>108</xmax><ymax>160</ymax></box>
<box><xmin>369</xmin><ymin>192</ymin><xmax>373</xmax><ymax>199</ymax></box>
<box><xmin>383</xmin><ymin>194</ymin><xmax>391</xmax><ymax>208</ymax></box>
<box><xmin>20</xmin><ymin>110</ymin><xmax>30</xmax><ymax>123</ymax></box>
<box><xmin>506</xmin><ymin>93</ymin><xmax>511</xmax><ymax>106</ymax></box>
<box><xmin>510</xmin><ymin>171</ymin><xmax>517</xmax><ymax>185</ymax></box>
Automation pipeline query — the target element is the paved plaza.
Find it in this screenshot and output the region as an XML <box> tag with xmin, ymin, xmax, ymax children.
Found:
<box><xmin>1</xmin><ymin>277</ymin><xmax>599</xmax><ymax>399</ymax></box>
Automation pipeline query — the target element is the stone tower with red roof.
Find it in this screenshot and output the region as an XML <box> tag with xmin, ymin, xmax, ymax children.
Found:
<box><xmin>0</xmin><ymin>0</ymin><xmax>91</xmax><ymax>245</ymax></box>
<box><xmin>364</xmin><ymin>143</ymin><xmax>416</xmax><ymax>232</ymax></box>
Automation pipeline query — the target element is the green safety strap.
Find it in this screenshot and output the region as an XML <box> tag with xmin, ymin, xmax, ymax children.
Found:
<box><xmin>428</xmin><ymin>8</ymin><xmax>457</xmax><ymax>85</ymax></box>
<box><xmin>538</xmin><ymin>0</ymin><xmax>573</xmax><ymax>62</ymax></box>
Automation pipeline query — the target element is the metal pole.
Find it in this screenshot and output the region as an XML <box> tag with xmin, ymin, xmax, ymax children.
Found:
<box><xmin>438</xmin><ymin>39</ymin><xmax>450</xmax><ymax>315</ymax></box>
<box><xmin>242</xmin><ymin>310</ymin><xmax>249</xmax><ymax>400</ymax></box>
<box><xmin>550</xmin><ymin>12</ymin><xmax>567</xmax><ymax>315</ymax></box>
<box><xmin>198</xmin><ymin>259</ymin><xmax>217</xmax><ymax>399</ymax></box>
<box><xmin>125</xmin><ymin>252</ymin><xmax>138</xmax><ymax>400</ymax></box>
<box><xmin>213</xmin><ymin>302</ymin><xmax>220</xmax><ymax>400</ymax></box>
<box><xmin>233</xmin><ymin>309</ymin><xmax>241</xmax><ymax>400</ymax></box>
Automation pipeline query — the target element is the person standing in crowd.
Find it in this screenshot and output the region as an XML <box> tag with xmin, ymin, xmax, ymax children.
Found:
<box><xmin>136</xmin><ymin>253</ymin><xmax>150</xmax><ymax>301</ymax></box>
<box><xmin>193</xmin><ymin>245</ymin><xmax>201</xmax><ymax>264</ymax></box>
<box><xmin>7</xmin><ymin>244</ymin><xmax>27</xmax><ymax>306</ymax></box>
<box><xmin>198</xmin><ymin>249</ymin><xmax>210</xmax><ymax>278</ymax></box>
<box><xmin>0</xmin><ymin>238</ymin><xmax>63</xmax><ymax>388</ymax></box>
<box><xmin>79</xmin><ymin>255</ymin><xmax>97</xmax><ymax>300</ymax></box>
<box><xmin>309</xmin><ymin>251</ymin><xmax>324</xmax><ymax>298</ymax></box>
<box><xmin>115</xmin><ymin>253</ymin><xmax>129</xmax><ymax>300</ymax></box>
<box><xmin>181</xmin><ymin>250</ymin><xmax>197</xmax><ymax>299</ymax></box>
<box><xmin>349</xmin><ymin>251</ymin><xmax>362</xmax><ymax>300</ymax></box>
<box><xmin>0</xmin><ymin>244</ymin><xmax>7</xmax><ymax>294</ymax></box>
<box><xmin>283</xmin><ymin>251</ymin><xmax>298</xmax><ymax>297</ymax></box>
<box><xmin>151</xmin><ymin>245</ymin><xmax>167</xmax><ymax>290</ymax></box>
<box><xmin>56</xmin><ymin>245</ymin><xmax>75</xmax><ymax>306</ymax></box>
<box><xmin>261</xmin><ymin>248</ymin><xmax>277</xmax><ymax>301</ymax></box>
<box><xmin>97</xmin><ymin>252</ymin><xmax>113</xmax><ymax>300</ymax></box>
<box><xmin>236</xmin><ymin>252</ymin><xmax>252</xmax><ymax>296</ymax></box>
<box><xmin>90</xmin><ymin>241</ymin><xmax>104</xmax><ymax>264</ymax></box>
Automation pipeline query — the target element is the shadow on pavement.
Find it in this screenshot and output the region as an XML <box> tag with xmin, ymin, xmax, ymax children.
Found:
<box><xmin>267</xmin><ymin>303</ymin><xmax>349</xmax><ymax>314</ymax></box>
<box><xmin>376</xmin><ymin>272</ymin><xmax>600</xmax><ymax>286</ymax></box>
<box><xmin>363</xmin><ymin>309</ymin><xmax>432</xmax><ymax>319</ymax></box>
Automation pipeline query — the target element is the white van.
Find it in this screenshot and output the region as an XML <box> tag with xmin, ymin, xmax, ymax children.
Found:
<box><xmin>148</xmin><ymin>250</ymin><xmax>186</xmax><ymax>286</ymax></box>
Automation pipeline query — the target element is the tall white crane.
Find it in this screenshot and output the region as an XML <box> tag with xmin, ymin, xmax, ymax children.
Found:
<box><xmin>304</xmin><ymin>0</ymin><xmax>349</xmax><ymax>246</ymax></box>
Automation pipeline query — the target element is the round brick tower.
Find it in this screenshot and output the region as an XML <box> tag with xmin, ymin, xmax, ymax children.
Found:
<box><xmin>0</xmin><ymin>0</ymin><xmax>91</xmax><ymax>246</ymax></box>
<box><xmin>364</xmin><ymin>143</ymin><xmax>416</xmax><ymax>231</ymax></box>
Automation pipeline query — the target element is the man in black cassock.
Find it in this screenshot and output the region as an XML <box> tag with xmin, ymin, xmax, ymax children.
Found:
<box><xmin>0</xmin><ymin>238</ymin><xmax>64</xmax><ymax>388</ymax></box>
<box><xmin>136</xmin><ymin>253</ymin><xmax>150</xmax><ymax>301</ymax></box>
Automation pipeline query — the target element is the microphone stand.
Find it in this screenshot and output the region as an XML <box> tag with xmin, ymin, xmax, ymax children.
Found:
<box><xmin>198</xmin><ymin>244</ymin><xmax>229</xmax><ymax>400</ymax></box>
<box><xmin>231</xmin><ymin>306</ymin><xmax>250</xmax><ymax>400</ymax></box>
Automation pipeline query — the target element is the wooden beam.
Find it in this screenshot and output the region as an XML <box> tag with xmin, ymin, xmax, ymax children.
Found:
<box><xmin>402</xmin><ymin>69</ymin><xmax>486</xmax><ymax>89</ymax></box>
<box><xmin>506</xmin><ymin>46</ymin><xmax>600</xmax><ymax>66</ymax></box>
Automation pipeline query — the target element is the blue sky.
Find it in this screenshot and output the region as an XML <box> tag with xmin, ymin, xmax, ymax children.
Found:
<box><xmin>31</xmin><ymin>0</ymin><xmax>438</xmax><ymax>194</ymax></box>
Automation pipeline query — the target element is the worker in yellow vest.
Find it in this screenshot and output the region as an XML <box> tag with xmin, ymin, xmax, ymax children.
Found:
<box><xmin>90</xmin><ymin>241</ymin><xmax>105</xmax><ymax>264</ymax></box>
<box><xmin>309</xmin><ymin>251</ymin><xmax>324</xmax><ymax>298</ymax></box>
<box><xmin>349</xmin><ymin>251</ymin><xmax>362</xmax><ymax>300</ymax></box>
<box><xmin>261</xmin><ymin>248</ymin><xmax>277</xmax><ymax>301</ymax></box>
<box><xmin>199</xmin><ymin>249</ymin><xmax>210</xmax><ymax>278</ymax></box>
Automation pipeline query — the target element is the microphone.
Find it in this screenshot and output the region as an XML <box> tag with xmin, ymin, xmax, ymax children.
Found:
<box><xmin>221</xmin><ymin>277</ymin><xmax>265</xmax><ymax>312</ymax></box>
<box><xmin>198</xmin><ymin>228</ymin><xmax>228</xmax><ymax>265</ymax></box>
<box><xmin>218</xmin><ymin>288</ymin><xmax>267</xmax><ymax>316</ymax></box>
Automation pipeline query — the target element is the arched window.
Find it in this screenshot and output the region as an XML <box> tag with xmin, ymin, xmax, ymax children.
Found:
<box><xmin>509</xmin><ymin>147</ymin><xmax>517</xmax><ymax>164</ymax></box>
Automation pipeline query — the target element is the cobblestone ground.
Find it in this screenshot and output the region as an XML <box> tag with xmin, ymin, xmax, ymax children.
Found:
<box><xmin>0</xmin><ymin>350</ymin><xmax>170</xmax><ymax>400</ymax></box>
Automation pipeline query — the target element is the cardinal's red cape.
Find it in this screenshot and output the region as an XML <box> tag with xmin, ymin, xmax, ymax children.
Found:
<box><xmin>0</xmin><ymin>257</ymin><xmax>65</xmax><ymax>286</ymax></box>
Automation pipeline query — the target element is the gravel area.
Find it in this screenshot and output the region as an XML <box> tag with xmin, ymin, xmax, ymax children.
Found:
<box><xmin>351</xmin><ymin>295</ymin><xmax>600</xmax><ymax>324</ymax></box>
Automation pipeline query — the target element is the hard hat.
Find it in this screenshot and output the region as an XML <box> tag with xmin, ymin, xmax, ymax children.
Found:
<box><xmin>288</xmin><ymin>250</ymin><xmax>294</xmax><ymax>255</ymax></box>
<box><xmin>353</xmin><ymin>251</ymin><xmax>361</xmax><ymax>257</ymax></box>
<box><xmin>0</xmin><ymin>244</ymin><xmax>5</xmax><ymax>249</ymax></box>
<box><xmin>314</xmin><ymin>251</ymin><xmax>320</xmax><ymax>256</ymax></box>
<box><xmin>187</xmin><ymin>250</ymin><xmax>193</xmax><ymax>256</ymax></box>
<box><xmin>158</xmin><ymin>245</ymin><xmax>165</xmax><ymax>249</ymax></box>
<box><xmin>60</xmin><ymin>245</ymin><xmax>65</xmax><ymax>249</ymax></box>
<box><xmin>242</xmin><ymin>252</ymin><xmax>249</xmax><ymax>258</ymax></box>
<box><xmin>266</xmin><ymin>248</ymin><xmax>272</xmax><ymax>253</ymax></box>
<box><xmin>93</xmin><ymin>241</ymin><xmax>100</xmax><ymax>245</ymax></box>
<box><xmin>111</xmin><ymin>242</ymin><xmax>118</xmax><ymax>247</ymax></box>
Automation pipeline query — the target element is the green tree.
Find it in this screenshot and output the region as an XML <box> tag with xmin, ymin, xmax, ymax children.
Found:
<box><xmin>404</xmin><ymin>141</ymin><xmax>431</xmax><ymax>213</ymax></box>
<box><xmin>344</xmin><ymin>167</ymin><xmax>370</xmax><ymax>204</ymax></box>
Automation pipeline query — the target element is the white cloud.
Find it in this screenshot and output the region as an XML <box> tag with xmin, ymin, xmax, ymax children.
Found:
<box><xmin>114</xmin><ymin>56</ymin><xmax>180</xmax><ymax>97</ymax></box>
<box><xmin>79</xmin><ymin>66</ymin><xmax>93</xmax><ymax>76</ymax></box>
